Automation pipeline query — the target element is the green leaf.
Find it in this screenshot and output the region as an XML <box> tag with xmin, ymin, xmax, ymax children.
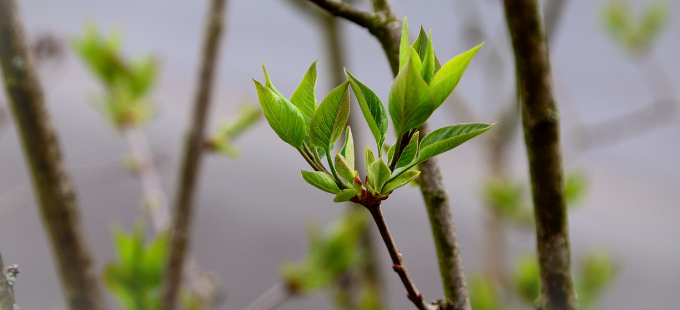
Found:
<box><xmin>301</xmin><ymin>171</ymin><xmax>341</xmax><ymax>194</ymax></box>
<box><xmin>340</xmin><ymin>127</ymin><xmax>355</xmax><ymax>169</ymax></box>
<box><xmin>290</xmin><ymin>61</ymin><xmax>317</xmax><ymax>121</ymax></box>
<box><xmin>310</xmin><ymin>81</ymin><xmax>351</xmax><ymax>149</ymax></box>
<box><xmin>399</xmin><ymin>17</ymin><xmax>411</xmax><ymax>72</ymax></box>
<box><xmin>382</xmin><ymin>170</ymin><xmax>420</xmax><ymax>194</ymax></box>
<box><xmin>514</xmin><ymin>256</ymin><xmax>540</xmax><ymax>303</ymax></box>
<box><xmin>388</xmin><ymin>56</ymin><xmax>436</xmax><ymax>136</ymax></box>
<box><xmin>409</xmin><ymin>47</ymin><xmax>423</xmax><ymax>74</ymax></box>
<box><xmin>411</xmin><ymin>27</ymin><xmax>429</xmax><ymax>61</ymax></box>
<box><xmin>335</xmin><ymin>153</ymin><xmax>355</xmax><ymax>182</ymax></box>
<box><xmin>253</xmin><ymin>79</ymin><xmax>307</xmax><ymax>147</ymax></box>
<box><xmin>334</xmin><ymin>188</ymin><xmax>359</xmax><ymax>202</ymax></box>
<box><xmin>421</xmin><ymin>31</ymin><xmax>435</xmax><ymax>84</ymax></box>
<box><xmin>396</xmin><ymin>131</ymin><xmax>419</xmax><ymax>169</ymax></box>
<box><xmin>430</xmin><ymin>43</ymin><xmax>483</xmax><ymax>108</ymax></box>
<box><xmin>416</xmin><ymin>123</ymin><xmax>494</xmax><ymax>164</ymax></box>
<box><xmin>344</xmin><ymin>70</ymin><xmax>388</xmax><ymax>155</ymax></box>
<box><xmin>364</xmin><ymin>147</ymin><xmax>376</xmax><ymax>174</ymax></box>
<box><xmin>369</xmin><ymin>159</ymin><xmax>391</xmax><ymax>192</ymax></box>
<box><xmin>262</xmin><ymin>62</ymin><xmax>284</xmax><ymax>97</ymax></box>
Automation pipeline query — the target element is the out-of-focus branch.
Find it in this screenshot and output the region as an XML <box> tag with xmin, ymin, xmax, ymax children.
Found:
<box><xmin>502</xmin><ymin>0</ymin><xmax>577</xmax><ymax>309</ymax></box>
<box><xmin>0</xmin><ymin>1</ymin><xmax>107</xmax><ymax>309</ymax></box>
<box><xmin>0</xmin><ymin>253</ymin><xmax>16</xmax><ymax>310</ymax></box>
<box><xmin>242</xmin><ymin>283</ymin><xmax>292</xmax><ymax>310</ymax></box>
<box><xmin>307</xmin><ymin>1</ymin><xmax>472</xmax><ymax>308</ymax></box>
<box><xmin>162</xmin><ymin>0</ymin><xmax>228</xmax><ymax>309</ymax></box>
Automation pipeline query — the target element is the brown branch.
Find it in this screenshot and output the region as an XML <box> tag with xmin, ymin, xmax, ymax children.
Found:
<box><xmin>502</xmin><ymin>0</ymin><xmax>578</xmax><ymax>309</ymax></box>
<box><xmin>307</xmin><ymin>0</ymin><xmax>377</xmax><ymax>30</ymax></box>
<box><xmin>0</xmin><ymin>1</ymin><xmax>107</xmax><ymax>309</ymax></box>
<box><xmin>365</xmin><ymin>202</ymin><xmax>437</xmax><ymax>310</ymax></box>
<box><xmin>0</xmin><ymin>253</ymin><xmax>16</xmax><ymax>310</ymax></box>
<box><xmin>242</xmin><ymin>283</ymin><xmax>292</xmax><ymax>310</ymax></box>
<box><xmin>161</xmin><ymin>0</ymin><xmax>228</xmax><ymax>309</ymax></box>
<box><xmin>308</xmin><ymin>1</ymin><xmax>472</xmax><ymax>308</ymax></box>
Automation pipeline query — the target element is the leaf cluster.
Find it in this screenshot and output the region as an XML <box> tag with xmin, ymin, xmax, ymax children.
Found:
<box><xmin>602</xmin><ymin>0</ymin><xmax>670</xmax><ymax>55</ymax></box>
<box><xmin>255</xmin><ymin>18</ymin><xmax>494</xmax><ymax>204</ymax></box>
<box><xmin>73</xmin><ymin>25</ymin><xmax>158</xmax><ymax>128</ymax></box>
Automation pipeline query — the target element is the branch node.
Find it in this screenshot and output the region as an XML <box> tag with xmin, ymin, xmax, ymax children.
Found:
<box><xmin>4</xmin><ymin>264</ymin><xmax>19</xmax><ymax>286</ymax></box>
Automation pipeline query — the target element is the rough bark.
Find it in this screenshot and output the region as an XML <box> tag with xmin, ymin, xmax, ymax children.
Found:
<box><xmin>0</xmin><ymin>253</ymin><xmax>16</xmax><ymax>310</ymax></box>
<box><xmin>502</xmin><ymin>0</ymin><xmax>578</xmax><ymax>309</ymax></box>
<box><xmin>0</xmin><ymin>1</ymin><xmax>107</xmax><ymax>309</ymax></box>
<box><xmin>162</xmin><ymin>0</ymin><xmax>227</xmax><ymax>309</ymax></box>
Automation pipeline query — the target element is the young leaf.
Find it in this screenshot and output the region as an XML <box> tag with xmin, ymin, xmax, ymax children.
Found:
<box><xmin>369</xmin><ymin>159</ymin><xmax>391</xmax><ymax>192</ymax></box>
<box><xmin>409</xmin><ymin>47</ymin><xmax>423</xmax><ymax>74</ymax></box>
<box><xmin>335</xmin><ymin>153</ymin><xmax>355</xmax><ymax>182</ymax></box>
<box><xmin>254</xmin><ymin>79</ymin><xmax>307</xmax><ymax>147</ymax></box>
<box><xmin>421</xmin><ymin>31</ymin><xmax>435</xmax><ymax>84</ymax></box>
<box><xmin>344</xmin><ymin>70</ymin><xmax>388</xmax><ymax>155</ymax></box>
<box><xmin>290</xmin><ymin>61</ymin><xmax>317</xmax><ymax>121</ymax></box>
<box><xmin>262</xmin><ymin>63</ymin><xmax>284</xmax><ymax>97</ymax></box>
<box><xmin>365</xmin><ymin>147</ymin><xmax>376</xmax><ymax>173</ymax></box>
<box><xmin>334</xmin><ymin>188</ymin><xmax>359</xmax><ymax>202</ymax></box>
<box><xmin>430</xmin><ymin>43</ymin><xmax>484</xmax><ymax>108</ymax></box>
<box><xmin>301</xmin><ymin>170</ymin><xmax>341</xmax><ymax>194</ymax></box>
<box><xmin>411</xmin><ymin>27</ymin><xmax>429</xmax><ymax>60</ymax></box>
<box><xmin>387</xmin><ymin>143</ymin><xmax>395</xmax><ymax>165</ymax></box>
<box><xmin>310</xmin><ymin>81</ymin><xmax>351</xmax><ymax>150</ymax></box>
<box><xmin>416</xmin><ymin>123</ymin><xmax>494</xmax><ymax>164</ymax></box>
<box><xmin>396</xmin><ymin>131</ymin><xmax>419</xmax><ymax>169</ymax></box>
<box><xmin>399</xmin><ymin>17</ymin><xmax>411</xmax><ymax>72</ymax></box>
<box><xmin>382</xmin><ymin>170</ymin><xmax>420</xmax><ymax>194</ymax></box>
<box><xmin>389</xmin><ymin>56</ymin><xmax>436</xmax><ymax>136</ymax></box>
<box><xmin>340</xmin><ymin>127</ymin><xmax>355</xmax><ymax>169</ymax></box>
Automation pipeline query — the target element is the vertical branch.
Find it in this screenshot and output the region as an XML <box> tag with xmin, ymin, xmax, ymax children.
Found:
<box><xmin>502</xmin><ymin>0</ymin><xmax>577</xmax><ymax>309</ymax></box>
<box><xmin>0</xmin><ymin>1</ymin><xmax>107</xmax><ymax>309</ymax></box>
<box><xmin>0</xmin><ymin>252</ymin><xmax>16</xmax><ymax>310</ymax></box>
<box><xmin>306</xmin><ymin>1</ymin><xmax>472</xmax><ymax>308</ymax></box>
<box><xmin>162</xmin><ymin>0</ymin><xmax>228</xmax><ymax>309</ymax></box>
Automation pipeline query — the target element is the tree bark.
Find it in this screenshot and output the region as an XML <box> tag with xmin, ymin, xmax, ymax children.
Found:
<box><xmin>161</xmin><ymin>0</ymin><xmax>227</xmax><ymax>309</ymax></box>
<box><xmin>0</xmin><ymin>252</ymin><xmax>16</xmax><ymax>310</ymax></box>
<box><xmin>0</xmin><ymin>1</ymin><xmax>107</xmax><ymax>309</ymax></box>
<box><xmin>502</xmin><ymin>0</ymin><xmax>578</xmax><ymax>309</ymax></box>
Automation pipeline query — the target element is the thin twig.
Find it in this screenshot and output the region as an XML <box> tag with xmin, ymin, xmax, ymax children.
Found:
<box><xmin>0</xmin><ymin>253</ymin><xmax>16</xmax><ymax>310</ymax></box>
<box><xmin>502</xmin><ymin>0</ymin><xmax>577</xmax><ymax>309</ymax></box>
<box><xmin>0</xmin><ymin>1</ymin><xmax>107</xmax><ymax>309</ymax></box>
<box><xmin>365</xmin><ymin>202</ymin><xmax>437</xmax><ymax>310</ymax></box>
<box><xmin>307</xmin><ymin>0</ymin><xmax>376</xmax><ymax>29</ymax></box>
<box><xmin>308</xmin><ymin>1</ymin><xmax>472</xmax><ymax>308</ymax></box>
<box><xmin>242</xmin><ymin>283</ymin><xmax>292</xmax><ymax>310</ymax></box>
<box><xmin>162</xmin><ymin>0</ymin><xmax>228</xmax><ymax>309</ymax></box>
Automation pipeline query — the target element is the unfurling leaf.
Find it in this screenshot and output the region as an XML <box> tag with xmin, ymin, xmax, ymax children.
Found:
<box><xmin>364</xmin><ymin>147</ymin><xmax>376</xmax><ymax>174</ymax></box>
<box><xmin>340</xmin><ymin>127</ymin><xmax>355</xmax><ymax>169</ymax></box>
<box><xmin>345</xmin><ymin>70</ymin><xmax>388</xmax><ymax>155</ymax></box>
<box><xmin>310</xmin><ymin>81</ymin><xmax>351</xmax><ymax>150</ymax></box>
<box><xmin>421</xmin><ymin>31</ymin><xmax>435</xmax><ymax>84</ymax></box>
<box><xmin>369</xmin><ymin>159</ymin><xmax>391</xmax><ymax>192</ymax></box>
<box><xmin>335</xmin><ymin>153</ymin><xmax>355</xmax><ymax>183</ymax></box>
<box><xmin>389</xmin><ymin>56</ymin><xmax>435</xmax><ymax>136</ymax></box>
<box><xmin>253</xmin><ymin>79</ymin><xmax>307</xmax><ymax>147</ymax></box>
<box><xmin>261</xmin><ymin>63</ymin><xmax>284</xmax><ymax>97</ymax></box>
<box><xmin>417</xmin><ymin>123</ymin><xmax>494</xmax><ymax>164</ymax></box>
<box><xmin>431</xmin><ymin>43</ymin><xmax>484</xmax><ymax>107</ymax></box>
<box><xmin>290</xmin><ymin>61</ymin><xmax>317</xmax><ymax>121</ymax></box>
<box><xmin>301</xmin><ymin>170</ymin><xmax>341</xmax><ymax>194</ymax></box>
<box><xmin>382</xmin><ymin>170</ymin><xmax>420</xmax><ymax>194</ymax></box>
<box><xmin>399</xmin><ymin>17</ymin><xmax>411</xmax><ymax>72</ymax></box>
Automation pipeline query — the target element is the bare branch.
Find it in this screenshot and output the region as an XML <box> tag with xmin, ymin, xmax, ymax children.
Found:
<box><xmin>307</xmin><ymin>0</ymin><xmax>377</xmax><ymax>30</ymax></box>
<box><xmin>0</xmin><ymin>0</ymin><xmax>107</xmax><ymax>309</ymax></box>
<box><xmin>242</xmin><ymin>283</ymin><xmax>292</xmax><ymax>310</ymax></box>
<box><xmin>162</xmin><ymin>0</ymin><xmax>228</xmax><ymax>309</ymax></box>
<box><xmin>0</xmin><ymin>254</ymin><xmax>16</xmax><ymax>310</ymax></box>
<box><xmin>502</xmin><ymin>0</ymin><xmax>577</xmax><ymax>308</ymax></box>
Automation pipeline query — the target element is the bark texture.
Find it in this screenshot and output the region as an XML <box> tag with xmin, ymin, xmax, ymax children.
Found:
<box><xmin>502</xmin><ymin>0</ymin><xmax>578</xmax><ymax>309</ymax></box>
<box><xmin>0</xmin><ymin>1</ymin><xmax>107</xmax><ymax>309</ymax></box>
<box><xmin>0</xmin><ymin>253</ymin><xmax>16</xmax><ymax>310</ymax></box>
<box><xmin>162</xmin><ymin>0</ymin><xmax>227</xmax><ymax>309</ymax></box>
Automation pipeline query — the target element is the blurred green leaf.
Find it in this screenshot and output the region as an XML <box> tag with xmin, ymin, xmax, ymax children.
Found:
<box><xmin>208</xmin><ymin>104</ymin><xmax>262</xmax><ymax>158</ymax></box>
<box><xmin>514</xmin><ymin>256</ymin><xmax>540</xmax><ymax>304</ymax></box>
<box><xmin>602</xmin><ymin>0</ymin><xmax>670</xmax><ymax>53</ymax></box>
<box><xmin>578</xmin><ymin>250</ymin><xmax>618</xmax><ymax>308</ymax></box>
<box><xmin>469</xmin><ymin>275</ymin><xmax>503</xmax><ymax>310</ymax></box>
<box><xmin>565</xmin><ymin>171</ymin><xmax>588</xmax><ymax>207</ymax></box>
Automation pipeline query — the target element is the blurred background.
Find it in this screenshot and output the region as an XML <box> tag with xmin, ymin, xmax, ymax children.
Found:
<box><xmin>0</xmin><ymin>0</ymin><xmax>678</xmax><ymax>309</ymax></box>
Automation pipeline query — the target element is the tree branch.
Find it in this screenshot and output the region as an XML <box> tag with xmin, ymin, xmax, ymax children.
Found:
<box><xmin>365</xmin><ymin>202</ymin><xmax>437</xmax><ymax>310</ymax></box>
<box><xmin>162</xmin><ymin>0</ymin><xmax>228</xmax><ymax>308</ymax></box>
<box><xmin>242</xmin><ymin>283</ymin><xmax>292</xmax><ymax>310</ymax></box>
<box><xmin>0</xmin><ymin>1</ymin><xmax>107</xmax><ymax>309</ymax></box>
<box><xmin>0</xmin><ymin>253</ymin><xmax>16</xmax><ymax>310</ymax></box>
<box><xmin>307</xmin><ymin>0</ymin><xmax>377</xmax><ymax>30</ymax></box>
<box><xmin>502</xmin><ymin>0</ymin><xmax>577</xmax><ymax>309</ymax></box>
<box><xmin>307</xmin><ymin>0</ymin><xmax>472</xmax><ymax>308</ymax></box>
